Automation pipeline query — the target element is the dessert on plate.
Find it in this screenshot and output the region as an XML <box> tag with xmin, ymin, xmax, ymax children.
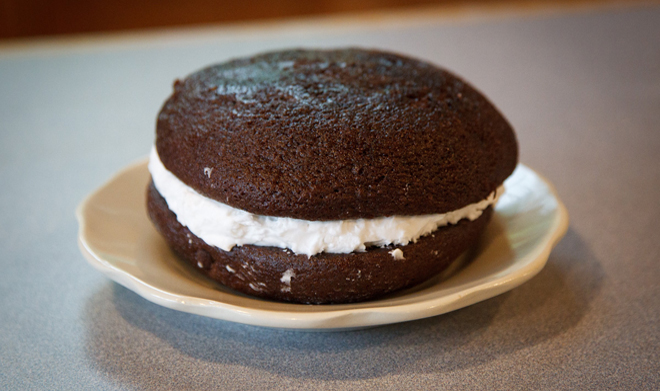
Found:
<box><xmin>147</xmin><ymin>48</ymin><xmax>518</xmax><ymax>304</ymax></box>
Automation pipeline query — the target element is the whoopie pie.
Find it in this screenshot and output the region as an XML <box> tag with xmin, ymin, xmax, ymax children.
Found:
<box><xmin>147</xmin><ymin>48</ymin><xmax>518</xmax><ymax>304</ymax></box>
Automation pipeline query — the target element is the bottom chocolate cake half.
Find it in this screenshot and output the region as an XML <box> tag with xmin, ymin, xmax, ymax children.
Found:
<box><xmin>147</xmin><ymin>181</ymin><xmax>493</xmax><ymax>304</ymax></box>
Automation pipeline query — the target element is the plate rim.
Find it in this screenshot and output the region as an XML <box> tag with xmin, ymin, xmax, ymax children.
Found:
<box><xmin>76</xmin><ymin>159</ymin><xmax>569</xmax><ymax>330</ymax></box>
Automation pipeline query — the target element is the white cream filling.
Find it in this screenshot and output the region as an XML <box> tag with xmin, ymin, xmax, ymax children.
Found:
<box><xmin>149</xmin><ymin>147</ymin><xmax>503</xmax><ymax>257</ymax></box>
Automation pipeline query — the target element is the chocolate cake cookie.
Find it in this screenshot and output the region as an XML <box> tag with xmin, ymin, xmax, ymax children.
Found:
<box><xmin>147</xmin><ymin>48</ymin><xmax>518</xmax><ymax>304</ymax></box>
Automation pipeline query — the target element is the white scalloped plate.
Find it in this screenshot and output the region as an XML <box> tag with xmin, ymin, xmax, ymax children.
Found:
<box><xmin>77</xmin><ymin>160</ymin><xmax>568</xmax><ymax>331</ymax></box>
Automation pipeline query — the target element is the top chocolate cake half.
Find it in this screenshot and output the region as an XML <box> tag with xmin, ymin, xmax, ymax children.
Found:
<box><xmin>155</xmin><ymin>48</ymin><xmax>518</xmax><ymax>221</ymax></box>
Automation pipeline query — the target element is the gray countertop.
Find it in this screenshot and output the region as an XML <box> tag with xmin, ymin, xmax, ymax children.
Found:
<box><xmin>1</xmin><ymin>4</ymin><xmax>659</xmax><ymax>389</ymax></box>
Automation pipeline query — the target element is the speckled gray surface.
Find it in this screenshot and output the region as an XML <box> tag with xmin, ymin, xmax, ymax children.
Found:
<box><xmin>1</xmin><ymin>5</ymin><xmax>659</xmax><ymax>390</ymax></box>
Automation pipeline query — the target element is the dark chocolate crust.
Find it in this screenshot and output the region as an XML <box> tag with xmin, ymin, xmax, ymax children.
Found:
<box><xmin>156</xmin><ymin>48</ymin><xmax>518</xmax><ymax>221</ymax></box>
<box><xmin>147</xmin><ymin>181</ymin><xmax>493</xmax><ymax>304</ymax></box>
